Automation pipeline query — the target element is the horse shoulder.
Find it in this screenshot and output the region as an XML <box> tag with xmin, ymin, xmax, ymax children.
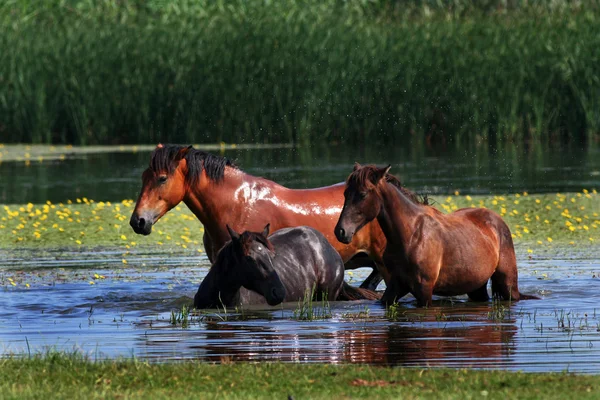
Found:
<box><xmin>407</xmin><ymin>214</ymin><xmax>444</xmax><ymax>268</ymax></box>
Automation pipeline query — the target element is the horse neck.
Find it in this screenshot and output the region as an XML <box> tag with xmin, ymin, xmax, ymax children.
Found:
<box><xmin>199</xmin><ymin>263</ymin><xmax>242</xmax><ymax>307</ymax></box>
<box><xmin>183</xmin><ymin>166</ymin><xmax>255</xmax><ymax>236</ymax></box>
<box><xmin>376</xmin><ymin>182</ymin><xmax>423</xmax><ymax>249</ymax></box>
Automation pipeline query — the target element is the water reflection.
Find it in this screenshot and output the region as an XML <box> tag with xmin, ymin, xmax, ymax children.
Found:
<box><xmin>0</xmin><ymin>142</ymin><xmax>597</xmax><ymax>203</ymax></box>
<box><xmin>136</xmin><ymin>305</ymin><xmax>517</xmax><ymax>367</ymax></box>
<box><xmin>3</xmin><ymin>252</ymin><xmax>600</xmax><ymax>372</ymax></box>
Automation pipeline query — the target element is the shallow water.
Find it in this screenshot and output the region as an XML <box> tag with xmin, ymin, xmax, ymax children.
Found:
<box><xmin>1</xmin><ymin>143</ymin><xmax>600</xmax><ymax>371</ymax></box>
<box><xmin>2</xmin><ymin>247</ymin><xmax>600</xmax><ymax>372</ymax></box>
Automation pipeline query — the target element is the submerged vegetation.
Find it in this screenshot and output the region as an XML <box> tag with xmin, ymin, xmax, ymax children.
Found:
<box><xmin>2</xmin><ymin>0</ymin><xmax>600</xmax><ymax>145</ymax></box>
<box><xmin>1</xmin><ymin>353</ymin><xmax>600</xmax><ymax>399</ymax></box>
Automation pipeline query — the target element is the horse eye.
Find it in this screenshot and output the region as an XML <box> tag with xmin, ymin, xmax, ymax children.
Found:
<box><xmin>158</xmin><ymin>176</ymin><xmax>167</xmax><ymax>184</ymax></box>
<box><xmin>359</xmin><ymin>192</ymin><xmax>368</xmax><ymax>199</ymax></box>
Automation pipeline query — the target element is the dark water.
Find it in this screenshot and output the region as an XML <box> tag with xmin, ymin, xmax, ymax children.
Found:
<box><xmin>1</xmin><ymin>247</ymin><xmax>600</xmax><ymax>372</ymax></box>
<box><xmin>0</xmin><ymin>142</ymin><xmax>598</xmax><ymax>204</ymax></box>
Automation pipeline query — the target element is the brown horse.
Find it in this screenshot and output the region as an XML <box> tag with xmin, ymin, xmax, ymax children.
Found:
<box><xmin>129</xmin><ymin>144</ymin><xmax>388</xmax><ymax>292</ymax></box>
<box><xmin>334</xmin><ymin>163</ymin><xmax>539</xmax><ymax>307</ymax></box>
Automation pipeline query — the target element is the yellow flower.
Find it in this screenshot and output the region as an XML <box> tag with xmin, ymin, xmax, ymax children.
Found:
<box><xmin>120</xmin><ymin>234</ymin><xmax>127</xmax><ymax>240</ymax></box>
<box><xmin>122</xmin><ymin>259</ymin><xmax>128</xmax><ymax>264</ymax></box>
<box><xmin>547</xmin><ymin>237</ymin><xmax>553</xmax><ymax>243</ymax></box>
<box><xmin>527</xmin><ymin>249</ymin><xmax>533</xmax><ymax>253</ymax></box>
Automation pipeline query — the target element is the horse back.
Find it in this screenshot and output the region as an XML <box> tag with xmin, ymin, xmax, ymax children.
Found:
<box><xmin>269</xmin><ymin>226</ymin><xmax>345</xmax><ymax>300</ymax></box>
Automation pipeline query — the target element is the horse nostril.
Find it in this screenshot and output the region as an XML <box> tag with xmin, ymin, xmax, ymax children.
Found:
<box><xmin>271</xmin><ymin>288</ymin><xmax>281</xmax><ymax>299</ymax></box>
<box><xmin>138</xmin><ymin>218</ymin><xmax>146</xmax><ymax>229</ymax></box>
<box><xmin>338</xmin><ymin>228</ymin><xmax>346</xmax><ymax>238</ymax></box>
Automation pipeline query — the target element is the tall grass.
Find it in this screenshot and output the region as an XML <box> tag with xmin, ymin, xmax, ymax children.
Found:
<box><xmin>1</xmin><ymin>0</ymin><xmax>599</xmax><ymax>145</ymax></box>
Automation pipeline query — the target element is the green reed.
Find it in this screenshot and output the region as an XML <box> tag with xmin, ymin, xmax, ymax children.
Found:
<box><xmin>170</xmin><ymin>304</ymin><xmax>190</xmax><ymax>328</ymax></box>
<box><xmin>293</xmin><ymin>286</ymin><xmax>332</xmax><ymax>321</ymax></box>
<box><xmin>1</xmin><ymin>0</ymin><xmax>599</xmax><ymax>145</ymax></box>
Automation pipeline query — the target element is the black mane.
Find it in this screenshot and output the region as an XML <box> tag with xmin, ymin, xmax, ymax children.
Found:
<box><xmin>149</xmin><ymin>144</ymin><xmax>236</xmax><ymax>185</ymax></box>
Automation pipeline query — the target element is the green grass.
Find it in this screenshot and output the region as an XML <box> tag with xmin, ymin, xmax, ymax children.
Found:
<box><xmin>0</xmin><ymin>191</ymin><xmax>598</xmax><ymax>252</ymax></box>
<box><xmin>0</xmin><ymin>353</ymin><xmax>598</xmax><ymax>399</ymax></box>
<box><xmin>1</xmin><ymin>0</ymin><xmax>600</xmax><ymax>145</ymax></box>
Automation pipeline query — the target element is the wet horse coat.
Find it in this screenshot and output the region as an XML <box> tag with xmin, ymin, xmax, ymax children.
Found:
<box><xmin>335</xmin><ymin>164</ymin><xmax>539</xmax><ymax>307</ymax></box>
<box><xmin>194</xmin><ymin>226</ymin><xmax>346</xmax><ymax>308</ymax></box>
<box><xmin>129</xmin><ymin>144</ymin><xmax>388</xmax><ymax>291</ymax></box>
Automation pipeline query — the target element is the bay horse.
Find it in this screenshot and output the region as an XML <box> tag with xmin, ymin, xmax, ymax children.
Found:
<box><xmin>129</xmin><ymin>144</ymin><xmax>387</xmax><ymax>292</ymax></box>
<box><xmin>334</xmin><ymin>163</ymin><xmax>539</xmax><ymax>307</ymax></box>
<box><xmin>194</xmin><ymin>224</ymin><xmax>358</xmax><ymax>308</ymax></box>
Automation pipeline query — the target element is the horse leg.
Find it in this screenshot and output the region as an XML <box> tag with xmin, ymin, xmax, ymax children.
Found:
<box><xmin>344</xmin><ymin>253</ymin><xmax>385</xmax><ymax>290</ymax></box>
<box><xmin>468</xmin><ymin>283</ymin><xmax>490</xmax><ymax>302</ymax></box>
<box><xmin>412</xmin><ymin>282</ymin><xmax>434</xmax><ymax>307</ymax></box>
<box><xmin>360</xmin><ymin>268</ymin><xmax>383</xmax><ymax>290</ymax></box>
<box><xmin>380</xmin><ymin>278</ymin><xmax>409</xmax><ymax>306</ymax></box>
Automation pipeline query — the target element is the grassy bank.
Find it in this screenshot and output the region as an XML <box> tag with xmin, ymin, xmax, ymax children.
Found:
<box><xmin>0</xmin><ymin>354</ymin><xmax>598</xmax><ymax>399</ymax></box>
<box><xmin>0</xmin><ymin>191</ymin><xmax>598</xmax><ymax>252</ymax></box>
<box><xmin>1</xmin><ymin>0</ymin><xmax>600</xmax><ymax>145</ymax></box>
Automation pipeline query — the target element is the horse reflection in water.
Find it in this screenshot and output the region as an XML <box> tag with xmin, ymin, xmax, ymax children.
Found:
<box><xmin>168</xmin><ymin>305</ymin><xmax>516</xmax><ymax>366</ymax></box>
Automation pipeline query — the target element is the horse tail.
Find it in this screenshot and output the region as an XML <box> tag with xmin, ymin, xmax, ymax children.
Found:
<box><xmin>337</xmin><ymin>281</ymin><xmax>381</xmax><ymax>301</ymax></box>
<box><xmin>492</xmin><ymin>215</ymin><xmax>540</xmax><ymax>301</ymax></box>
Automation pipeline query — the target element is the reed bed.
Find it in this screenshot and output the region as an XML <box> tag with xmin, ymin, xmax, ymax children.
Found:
<box><xmin>1</xmin><ymin>0</ymin><xmax>599</xmax><ymax>145</ymax></box>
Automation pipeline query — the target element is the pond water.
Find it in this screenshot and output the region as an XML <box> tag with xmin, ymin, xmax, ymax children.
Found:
<box><xmin>0</xmin><ymin>142</ymin><xmax>598</xmax><ymax>204</ymax></box>
<box><xmin>1</xmin><ymin>143</ymin><xmax>600</xmax><ymax>372</ymax></box>
<box><xmin>1</xmin><ymin>246</ymin><xmax>600</xmax><ymax>372</ymax></box>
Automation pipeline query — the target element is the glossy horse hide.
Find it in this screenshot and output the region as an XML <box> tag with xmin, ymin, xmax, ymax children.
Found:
<box><xmin>335</xmin><ymin>164</ymin><xmax>539</xmax><ymax>307</ymax></box>
<box><xmin>194</xmin><ymin>225</ymin><xmax>363</xmax><ymax>308</ymax></box>
<box><xmin>129</xmin><ymin>144</ymin><xmax>388</xmax><ymax>291</ymax></box>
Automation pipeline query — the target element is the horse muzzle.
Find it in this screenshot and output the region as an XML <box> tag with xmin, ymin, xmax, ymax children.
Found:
<box><xmin>334</xmin><ymin>226</ymin><xmax>354</xmax><ymax>244</ymax></box>
<box><xmin>129</xmin><ymin>213</ymin><xmax>154</xmax><ymax>235</ymax></box>
<box><xmin>266</xmin><ymin>286</ymin><xmax>286</xmax><ymax>306</ymax></box>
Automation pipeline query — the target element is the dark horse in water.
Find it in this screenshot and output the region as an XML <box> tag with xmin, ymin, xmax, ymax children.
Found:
<box><xmin>129</xmin><ymin>144</ymin><xmax>387</xmax><ymax>293</ymax></box>
<box><xmin>194</xmin><ymin>225</ymin><xmax>360</xmax><ymax>308</ymax></box>
<box><xmin>335</xmin><ymin>164</ymin><xmax>539</xmax><ymax>307</ymax></box>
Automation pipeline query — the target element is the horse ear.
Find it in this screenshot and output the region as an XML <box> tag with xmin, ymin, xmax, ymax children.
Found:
<box><xmin>353</xmin><ymin>162</ymin><xmax>362</xmax><ymax>171</ymax></box>
<box><xmin>374</xmin><ymin>164</ymin><xmax>391</xmax><ymax>183</ymax></box>
<box><xmin>175</xmin><ymin>145</ymin><xmax>193</xmax><ymax>161</ymax></box>
<box><xmin>262</xmin><ymin>223</ymin><xmax>270</xmax><ymax>237</ymax></box>
<box><xmin>226</xmin><ymin>224</ymin><xmax>240</xmax><ymax>241</ymax></box>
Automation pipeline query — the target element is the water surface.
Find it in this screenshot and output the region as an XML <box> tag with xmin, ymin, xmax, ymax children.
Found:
<box><xmin>1</xmin><ymin>247</ymin><xmax>599</xmax><ymax>372</ymax></box>
<box><xmin>0</xmin><ymin>142</ymin><xmax>598</xmax><ymax>204</ymax></box>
